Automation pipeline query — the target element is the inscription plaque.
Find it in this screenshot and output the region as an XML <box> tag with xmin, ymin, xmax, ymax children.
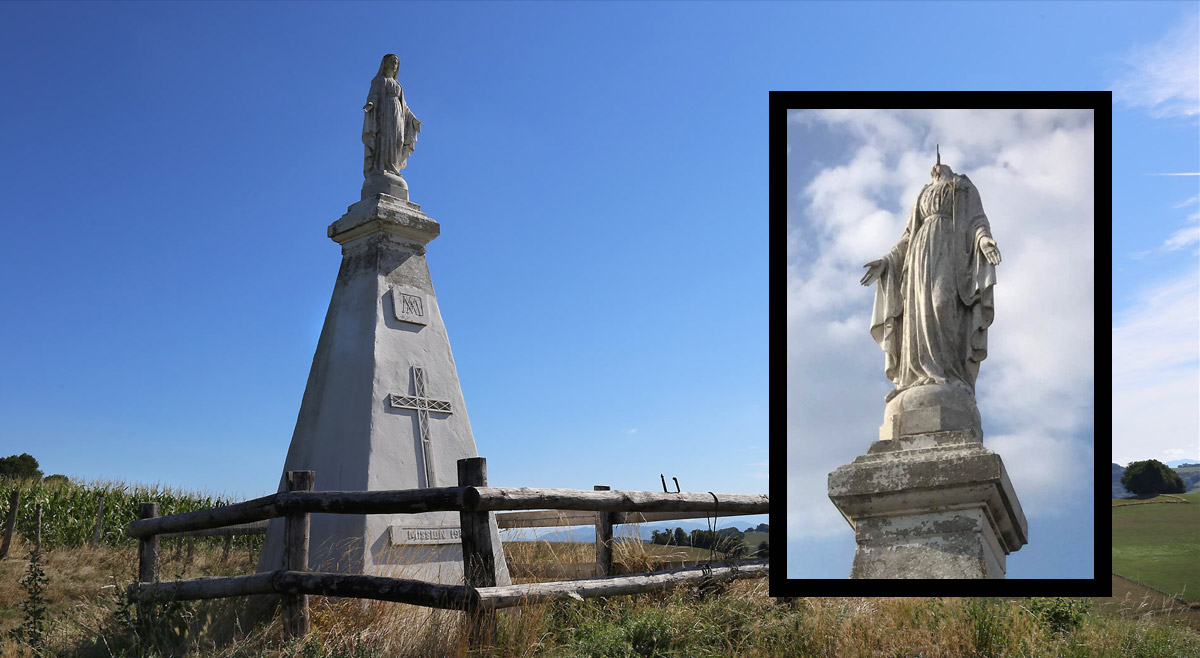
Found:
<box><xmin>389</xmin><ymin>525</ymin><xmax>462</xmax><ymax>545</ymax></box>
<box><xmin>391</xmin><ymin>286</ymin><xmax>429</xmax><ymax>326</ymax></box>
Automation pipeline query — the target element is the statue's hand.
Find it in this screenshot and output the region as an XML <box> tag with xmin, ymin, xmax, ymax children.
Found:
<box><xmin>860</xmin><ymin>259</ymin><xmax>886</xmax><ymax>286</ymax></box>
<box><xmin>363</xmin><ymin>101</ymin><xmax>374</xmax><ymax>113</ymax></box>
<box><xmin>980</xmin><ymin>236</ymin><xmax>1001</xmax><ymax>265</ymax></box>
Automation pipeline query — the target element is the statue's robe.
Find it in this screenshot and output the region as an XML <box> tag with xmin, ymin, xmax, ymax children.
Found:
<box><xmin>363</xmin><ymin>75</ymin><xmax>422</xmax><ymax>176</ymax></box>
<box><xmin>870</xmin><ymin>174</ymin><xmax>996</xmax><ymax>397</ymax></box>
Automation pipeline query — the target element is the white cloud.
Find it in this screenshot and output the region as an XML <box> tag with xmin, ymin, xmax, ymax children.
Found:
<box><xmin>1112</xmin><ymin>268</ymin><xmax>1200</xmax><ymax>466</ymax></box>
<box><xmin>787</xmin><ymin>109</ymin><xmax>1096</xmax><ymax>550</ymax></box>
<box><xmin>1163</xmin><ymin>224</ymin><xmax>1200</xmax><ymax>251</ymax></box>
<box><xmin>990</xmin><ymin>429</ymin><xmax>1092</xmax><ymax>506</ymax></box>
<box><xmin>1112</xmin><ymin>269</ymin><xmax>1200</xmax><ymax>382</ymax></box>
<box><xmin>1112</xmin><ymin>11</ymin><xmax>1200</xmax><ymax>118</ymax></box>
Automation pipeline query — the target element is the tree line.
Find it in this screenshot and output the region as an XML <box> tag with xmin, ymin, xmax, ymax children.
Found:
<box><xmin>649</xmin><ymin>523</ymin><xmax>769</xmax><ymax>558</ymax></box>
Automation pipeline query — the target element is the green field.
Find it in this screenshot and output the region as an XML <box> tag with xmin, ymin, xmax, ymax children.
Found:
<box><xmin>1112</xmin><ymin>493</ymin><xmax>1200</xmax><ymax>602</ymax></box>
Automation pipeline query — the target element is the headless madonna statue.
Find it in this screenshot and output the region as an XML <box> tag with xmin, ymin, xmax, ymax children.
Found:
<box><xmin>859</xmin><ymin>148</ymin><xmax>1002</xmax><ymax>440</ymax></box>
<box><xmin>361</xmin><ymin>53</ymin><xmax>423</xmax><ymax>201</ymax></box>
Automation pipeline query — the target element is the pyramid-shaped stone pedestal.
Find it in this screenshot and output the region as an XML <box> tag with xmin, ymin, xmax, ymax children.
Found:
<box><xmin>258</xmin><ymin>191</ymin><xmax>510</xmax><ymax>586</ymax></box>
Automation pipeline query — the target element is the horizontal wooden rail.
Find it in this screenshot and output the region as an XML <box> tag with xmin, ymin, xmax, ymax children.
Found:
<box><xmin>130</xmin><ymin>487</ymin><xmax>765</xmax><ymax>538</ymax></box>
<box><xmin>469</xmin><ymin>488</ymin><xmax>769</xmax><ymax>515</ymax></box>
<box><xmin>160</xmin><ymin>521</ymin><xmax>269</xmax><ymax>539</ymax></box>
<box><xmin>616</xmin><ymin>510</ymin><xmax>761</xmax><ymax>524</ymax></box>
<box><xmin>129</xmin><ymin>572</ymin><xmax>277</xmax><ymax>601</ymax></box>
<box><xmin>497</xmin><ymin>510</ymin><xmax>598</xmax><ymax>529</ymax></box>
<box><xmin>275</xmin><ymin>571</ymin><xmax>477</xmax><ymax>610</ymax></box>
<box><xmin>128</xmin><ymin>494</ymin><xmax>280</xmax><ymax>538</ymax></box>
<box><xmin>128</xmin><ymin>487</ymin><xmax>469</xmax><ymax>538</ymax></box>
<box><xmin>277</xmin><ymin>487</ymin><xmax>467</xmax><ymax>515</ymax></box>
<box><xmin>510</xmin><ymin>559</ymin><xmax>723</xmax><ymax>580</ymax></box>
<box><xmin>495</xmin><ymin>508</ymin><xmax>763</xmax><ymax>530</ymax></box>
<box><xmin>477</xmin><ymin>560</ymin><xmax>769</xmax><ymax>610</ymax></box>
<box><xmin>128</xmin><ymin>570</ymin><xmax>478</xmax><ymax>610</ymax></box>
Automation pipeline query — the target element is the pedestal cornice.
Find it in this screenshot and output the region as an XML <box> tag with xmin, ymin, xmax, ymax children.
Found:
<box><xmin>829</xmin><ymin>438</ymin><xmax>1027</xmax><ymax>554</ymax></box>
<box><xmin>328</xmin><ymin>194</ymin><xmax>440</xmax><ymax>253</ymax></box>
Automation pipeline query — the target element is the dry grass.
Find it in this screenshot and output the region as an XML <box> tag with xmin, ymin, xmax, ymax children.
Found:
<box><xmin>0</xmin><ymin>531</ymin><xmax>1198</xmax><ymax>657</ymax></box>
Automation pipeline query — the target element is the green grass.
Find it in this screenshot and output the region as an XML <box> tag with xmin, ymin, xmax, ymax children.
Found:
<box><xmin>1112</xmin><ymin>493</ymin><xmax>1200</xmax><ymax>602</ymax></box>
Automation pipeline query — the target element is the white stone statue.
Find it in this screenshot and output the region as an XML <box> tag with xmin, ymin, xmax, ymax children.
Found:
<box><xmin>831</xmin><ymin>154</ymin><xmax>1025</xmax><ymax>577</ymax></box>
<box><xmin>859</xmin><ymin>151</ymin><xmax>1001</xmax><ymax>423</ymax></box>
<box><xmin>362</xmin><ymin>54</ymin><xmax>422</xmax><ymax>179</ymax></box>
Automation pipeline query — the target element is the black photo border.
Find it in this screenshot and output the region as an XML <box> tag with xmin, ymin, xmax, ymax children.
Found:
<box><xmin>770</xmin><ymin>91</ymin><xmax>1111</xmax><ymax>597</ymax></box>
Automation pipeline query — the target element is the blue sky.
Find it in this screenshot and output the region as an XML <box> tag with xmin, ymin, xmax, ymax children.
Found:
<box><xmin>0</xmin><ymin>3</ymin><xmax>772</xmax><ymax>508</ymax></box>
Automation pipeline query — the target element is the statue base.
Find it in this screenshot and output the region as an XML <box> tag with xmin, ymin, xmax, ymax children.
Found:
<box><xmin>880</xmin><ymin>383</ymin><xmax>981</xmax><ymax>440</ymax></box>
<box><xmin>362</xmin><ymin>171</ymin><xmax>409</xmax><ymax>201</ymax></box>
<box><xmin>827</xmin><ymin>430</ymin><xmax>1027</xmax><ymax>579</ymax></box>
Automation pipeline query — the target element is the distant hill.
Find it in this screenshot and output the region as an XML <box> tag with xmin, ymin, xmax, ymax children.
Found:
<box><xmin>1164</xmin><ymin>459</ymin><xmax>1200</xmax><ymax>468</ymax></box>
<box><xmin>1112</xmin><ymin>463</ymin><xmax>1131</xmax><ymax>498</ymax></box>
<box><xmin>1175</xmin><ymin>464</ymin><xmax>1200</xmax><ymax>493</ymax></box>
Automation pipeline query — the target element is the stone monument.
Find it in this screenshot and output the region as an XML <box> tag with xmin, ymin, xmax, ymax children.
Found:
<box><xmin>258</xmin><ymin>55</ymin><xmax>510</xmax><ymax>585</ymax></box>
<box><xmin>827</xmin><ymin>149</ymin><xmax>1027</xmax><ymax>579</ymax></box>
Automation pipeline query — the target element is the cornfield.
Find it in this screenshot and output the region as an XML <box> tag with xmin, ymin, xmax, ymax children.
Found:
<box><xmin>0</xmin><ymin>476</ymin><xmax>261</xmax><ymax>553</ymax></box>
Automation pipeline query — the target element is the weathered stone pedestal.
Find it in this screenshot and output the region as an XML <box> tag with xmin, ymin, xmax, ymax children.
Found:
<box><xmin>828</xmin><ymin>386</ymin><xmax>1027</xmax><ymax>579</ymax></box>
<box><xmin>258</xmin><ymin>190</ymin><xmax>510</xmax><ymax>586</ymax></box>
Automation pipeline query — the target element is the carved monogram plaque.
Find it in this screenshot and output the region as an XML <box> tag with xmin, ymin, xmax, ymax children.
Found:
<box><xmin>388</xmin><ymin>525</ymin><xmax>462</xmax><ymax>545</ymax></box>
<box><xmin>391</xmin><ymin>286</ymin><xmax>428</xmax><ymax>326</ymax></box>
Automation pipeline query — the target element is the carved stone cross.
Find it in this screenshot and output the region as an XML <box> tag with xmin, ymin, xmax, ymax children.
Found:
<box><xmin>389</xmin><ymin>366</ymin><xmax>452</xmax><ymax>487</ymax></box>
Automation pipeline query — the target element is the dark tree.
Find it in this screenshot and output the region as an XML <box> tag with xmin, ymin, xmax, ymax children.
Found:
<box><xmin>1121</xmin><ymin>459</ymin><xmax>1186</xmax><ymax>496</ymax></box>
<box><xmin>757</xmin><ymin>541</ymin><xmax>770</xmax><ymax>558</ymax></box>
<box><xmin>673</xmin><ymin>527</ymin><xmax>689</xmax><ymax>547</ymax></box>
<box><xmin>0</xmin><ymin>454</ymin><xmax>42</xmax><ymax>481</ymax></box>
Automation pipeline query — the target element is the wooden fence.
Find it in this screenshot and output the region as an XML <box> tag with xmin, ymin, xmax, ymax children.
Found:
<box><xmin>154</xmin><ymin>498</ymin><xmax>757</xmax><ymax>578</ymax></box>
<box><xmin>126</xmin><ymin>457</ymin><xmax>769</xmax><ymax>640</ymax></box>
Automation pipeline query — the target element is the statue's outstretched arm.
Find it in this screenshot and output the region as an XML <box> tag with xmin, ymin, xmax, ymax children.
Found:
<box><xmin>861</xmin><ymin>224</ymin><xmax>910</xmax><ymax>286</ymax></box>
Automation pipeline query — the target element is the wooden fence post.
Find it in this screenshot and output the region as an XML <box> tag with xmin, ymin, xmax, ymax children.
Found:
<box><xmin>91</xmin><ymin>493</ymin><xmax>106</xmax><ymax>548</ymax></box>
<box><xmin>223</xmin><ymin>534</ymin><xmax>233</xmax><ymax>562</ymax></box>
<box><xmin>594</xmin><ymin>486</ymin><xmax>614</xmax><ymax>577</ymax></box>
<box><xmin>186</xmin><ymin>536</ymin><xmax>194</xmax><ymax>564</ymax></box>
<box><xmin>458</xmin><ymin>457</ymin><xmax>497</xmax><ymax>642</ymax></box>
<box><xmin>283</xmin><ymin>470</ymin><xmax>314</xmax><ymax>639</ymax></box>
<box><xmin>138</xmin><ymin>503</ymin><xmax>160</xmax><ymax>583</ymax></box>
<box><xmin>33</xmin><ymin>503</ymin><xmax>42</xmax><ymax>553</ymax></box>
<box><xmin>0</xmin><ymin>490</ymin><xmax>19</xmax><ymax>559</ymax></box>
